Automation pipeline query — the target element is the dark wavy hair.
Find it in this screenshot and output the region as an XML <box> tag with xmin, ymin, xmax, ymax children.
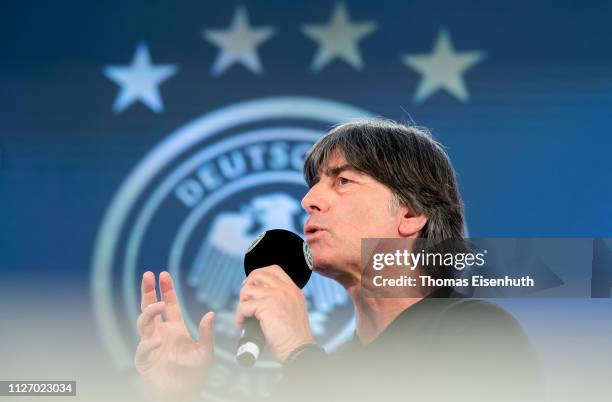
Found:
<box><xmin>303</xmin><ymin>119</ymin><xmax>465</xmax><ymax>241</ymax></box>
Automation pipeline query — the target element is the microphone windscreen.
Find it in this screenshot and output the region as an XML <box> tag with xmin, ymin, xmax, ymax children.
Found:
<box><xmin>243</xmin><ymin>229</ymin><xmax>313</xmax><ymax>289</ymax></box>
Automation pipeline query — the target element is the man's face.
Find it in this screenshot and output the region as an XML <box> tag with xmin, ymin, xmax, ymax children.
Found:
<box><xmin>301</xmin><ymin>153</ymin><xmax>405</xmax><ymax>280</ymax></box>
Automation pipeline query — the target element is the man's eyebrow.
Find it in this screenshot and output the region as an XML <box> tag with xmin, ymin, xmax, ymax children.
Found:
<box><xmin>309</xmin><ymin>164</ymin><xmax>360</xmax><ymax>185</ymax></box>
<box><xmin>324</xmin><ymin>164</ymin><xmax>356</xmax><ymax>176</ymax></box>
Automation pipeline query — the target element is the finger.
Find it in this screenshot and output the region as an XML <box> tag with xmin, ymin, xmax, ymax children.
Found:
<box><xmin>235</xmin><ymin>300</ymin><xmax>257</xmax><ymax>329</ymax></box>
<box><xmin>198</xmin><ymin>312</ymin><xmax>215</xmax><ymax>353</ymax></box>
<box><xmin>137</xmin><ymin>301</ymin><xmax>165</xmax><ymax>339</ymax></box>
<box><xmin>239</xmin><ymin>285</ymin><xmax>268</xmax><ymax>302</ymax></box>
<box><xmin>140</xmin><ymin>271</ymin><xmax>158</xmax><ymax>312</ymax></box>
<box><xmin>246</xmin><ymin>265</ymin><xmax>292</xmax><ymax>288</ymax></box>
<box><xmin>159</xmin><ymin>271</ymin><xmax>183</xmax><ymax>322</ymax></box>
<box><xmin>134</xmin><ymin>337</ymin><xmax>163</xmax><ymax>367</ymax></box>
<box><xmin>264</xmin><ymin>265</ymin><xmax>293</xmax><ymax>284</ymax></box>
<box><xmin>242</xmin><ymin>276</ymin><xmax>266</xmax><ymax>289</ymax></box>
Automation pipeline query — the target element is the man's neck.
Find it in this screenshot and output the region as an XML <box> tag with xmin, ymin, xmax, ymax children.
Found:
<box><xmin>346</xmin><ymin>283</ymin><xmax>422</xmax><ymax>345</ymax></box>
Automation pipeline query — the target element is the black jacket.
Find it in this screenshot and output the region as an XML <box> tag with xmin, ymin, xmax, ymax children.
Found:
<box><xmin>274</xmin><ymin>292</ymin><xmax>543</xmax><ymax>402</ymax></box>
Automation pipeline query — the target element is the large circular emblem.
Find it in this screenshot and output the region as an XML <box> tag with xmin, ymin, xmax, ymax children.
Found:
<box><xmin>91</xmin><ymin>97</ymin><xmax>374</xmax><ymax>400</ymax></box>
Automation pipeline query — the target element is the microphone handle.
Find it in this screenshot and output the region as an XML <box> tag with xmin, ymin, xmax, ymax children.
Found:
<box><xmin>236</xmin><ymin>317</ymin><xmax>266</xmax><ymax>367</ymax></box>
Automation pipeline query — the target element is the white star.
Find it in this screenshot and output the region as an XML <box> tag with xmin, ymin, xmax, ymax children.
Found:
<box><xmin>401</xmin><ymin>29</ymin><xmax>485</xmax><ymax>103</ymax></box>
<box><xmin>302</xmin><ymin>2</ymin><xmax>377</xmax><ymax>72</ymax></box>
<box><xmin>203</xmin><ymin>6</ymin><xmax>275</xmax><ymax>76</ymax></box>
<box><xmin>103</xmin><ymin>43</ymin><xmax>177</xmax><ymax>114</ymax></box>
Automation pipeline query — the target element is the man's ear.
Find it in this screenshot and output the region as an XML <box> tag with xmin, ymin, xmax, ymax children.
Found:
<box><xmin>397</xmin><ymin>206</ymin><xmax>427</xmax><ymax>237</ymax></box>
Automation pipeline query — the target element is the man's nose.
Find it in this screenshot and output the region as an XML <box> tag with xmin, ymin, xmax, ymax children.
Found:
<box><xmin>301</xmin><ymin>183</ymin><xmax>329</xmax><ymax>214</ymax></box>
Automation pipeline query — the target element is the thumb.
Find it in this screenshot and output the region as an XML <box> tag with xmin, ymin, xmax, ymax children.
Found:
<box><xmin>198</xmin><ymin>311</ymin><xmax>215</xmax><ymax>350</ymax></box>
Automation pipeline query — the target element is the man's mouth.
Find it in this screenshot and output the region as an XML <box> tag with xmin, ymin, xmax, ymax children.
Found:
<box><xmin>304</xmin><ymin>223</ymin><xmax>324</xmax><ymax>239</ymax></box>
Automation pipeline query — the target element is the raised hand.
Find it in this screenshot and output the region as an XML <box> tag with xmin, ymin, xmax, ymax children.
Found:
<box><xmin>135</xmin><ymin>271</ymin><xmax>215</xmax><ymax>402</ymax></box>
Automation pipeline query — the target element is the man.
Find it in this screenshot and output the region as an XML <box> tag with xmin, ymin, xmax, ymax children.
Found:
<box><xmin>135</xmin><ymin>120</ymin><xmax>542</xmax><ymax>402</ymax></box>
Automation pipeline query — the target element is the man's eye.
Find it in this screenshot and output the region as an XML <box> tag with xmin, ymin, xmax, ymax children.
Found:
<box><xmin>338</xmin><ymin>177</ymin><xmax>350</xmax><ymax>185</ymax></box>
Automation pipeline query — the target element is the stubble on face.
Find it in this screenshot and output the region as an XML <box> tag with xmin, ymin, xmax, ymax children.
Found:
<box><xmin>303</xmin><ymin>154</ymin><xmax>403</xmax><ymax>286</ymax></box>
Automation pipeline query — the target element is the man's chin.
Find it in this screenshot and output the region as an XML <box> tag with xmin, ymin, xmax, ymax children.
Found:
<box><xmin>311</xmin><ymin>257</ymin><xmax>344</xmax><ymax>280</ymax></box>
<box><xmin>309</xmin><ymin>246</ymin><xmax>348</xmax><ymax>279</ymax></box>
<box><xmin>309</xmin><ymin>254</ymin><xmax>332</xmax><ymax>275</ymax></box>
<box><xmin>311</xmin><ymin>265</ymin><xmax>338</xmax><ymax>280</ymax></box>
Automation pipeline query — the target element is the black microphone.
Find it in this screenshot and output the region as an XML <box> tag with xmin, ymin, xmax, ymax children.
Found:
<box><xmin>236</xmin><ymin>229</ymin><xmax>314</xmax><ymax>368</ymax></box>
